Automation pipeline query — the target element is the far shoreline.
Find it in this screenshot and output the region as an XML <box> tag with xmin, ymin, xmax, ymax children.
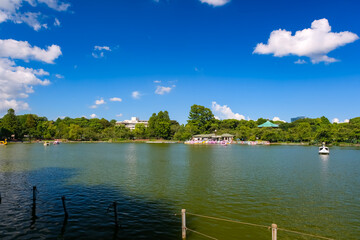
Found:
<box><xmin>4</xmin><ymin>140</ymin><xmax>360</xmax><ymax>147</ymax></box>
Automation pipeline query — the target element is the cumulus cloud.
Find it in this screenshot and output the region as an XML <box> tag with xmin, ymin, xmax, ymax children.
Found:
<box><xmin>332</xmin><ymin>118</ymin><xmax>339</xmax><ymax>123</ymax></box>
<box><xmin>253</xmin><ymin>19</ymin><xmax>359</xmax><ymax>63</ymax></box>
<box><xmin>155</xmin><ymin>85</ymin><xmax>174</xmax><ymax>95</ymax></box>
<box><xmin>200</xmin><ymin>0</ymin><xmax>230</xmax><ymax>7</ymax></box>
<box><xmin>132</xmin><ymin>91</ymin><xmax>141</xmax><ymax>99</ymax></box>
<box><xmin>211</xmin><ymin>102</ymin><xmax>245</xmax><ymax>120</ymax></box>
<box><xmin>90</xmin><ymin>113</ymin><xmax>97</xmax><ymax>119</ymax></box>
<box><xmin>0</xmin><ymin>39</ymin><xmax>62</xmax><ymax>63</ymax></box>
<box><xmin>92</xmin><ymin>45</ymin><xmax>111</xmax><ymax>58</ymax></box>
<box><xmin>95</xmin><ymin>98</ymin><xmax>106</xmax><ymax>105</ymax></box>
<box><xmin>110</xmin><ymin>97</ymin><xmax>122</xmax><ymax>102</ymax></box>
<box><xmin>55</xmin><ymin>73</ymin><xmax>63</xmax><ymax>78</ymax></box>
<box><xmin>0</xmin><ymin>58</ymin><xmax>50</xmax><ymax>112</ymax></box>
<box><xmin>116</xmin><ymin>113</ymin><xmax>123</xmax><ymax>117</ymax></box>
<box><xmin>273</xmin><ymin>117</ymin><xmax>286</xmax><ymax>122</ymax></box>
<box><xmin>90</xmin><ymin>98</ymin><xmax>106</xmax><ymax>109</ymax></box>
<box><xmin>0</xmin><ymin>38</ymin><xmax>60</xmax><ymax>113</ymax></box>
<box><xmin>344</xmin><ymin>119</ymin><xmax>350</xmax><ymax>123</ymax></box>
<box><xmin>0</xmin><ymin>0</ymin><xmax>70</xmax><ymax>30</ymax></box>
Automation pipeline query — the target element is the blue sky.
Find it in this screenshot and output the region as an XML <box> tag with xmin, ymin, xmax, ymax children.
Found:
<box><xmin>0</xmin><ymin>0</ymin><xmax>359</xmax><ymax>124</ymax></box>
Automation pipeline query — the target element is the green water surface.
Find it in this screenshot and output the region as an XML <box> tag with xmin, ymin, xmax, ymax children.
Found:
<box><xmin>0</xmin><ymin>143</ymin><xmax>359</xmax><ymax>239</ymax></box>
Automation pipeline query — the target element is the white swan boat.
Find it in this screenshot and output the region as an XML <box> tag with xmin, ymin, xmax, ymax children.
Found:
<box><xmin>319</xmin><ymin>143</ymin><xmax>329</xmax><ymax>154</ymax></box>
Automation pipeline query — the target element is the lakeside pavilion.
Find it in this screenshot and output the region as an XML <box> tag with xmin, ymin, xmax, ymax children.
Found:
<box><xmin>258</xmin><ymin>121</ymin><xmax>279</xmax><ymax>128</ymax></box>
<box><xmin>192</xmin><ymin>133</ymin><xmax>234</xmax><ymax>142</ymax></box>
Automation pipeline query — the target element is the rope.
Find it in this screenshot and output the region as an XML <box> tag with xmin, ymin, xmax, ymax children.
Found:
<box><xmin>187</xmin><ymin>212</ymin><xmax>270</xmax><ymax>229</ymax></box>
<box><xmin>278</xmin><ymin>227</ymin><xmax>335</xmax><ymax>240</ymax></box>
<box><xmin>186</xmin><ymin>227</ymin><xmax>219</xmax><ymax>240</ymax></box>
<box><xmin>186</xmin><ymin>212</ymin><xmax>335</xmax><ymax>240</ymax></box>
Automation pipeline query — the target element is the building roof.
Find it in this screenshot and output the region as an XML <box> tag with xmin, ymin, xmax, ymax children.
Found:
<box><xmin>193</xmin><ymin>133</ymin><xmax>234</xmax><ymax>138</ymax></box>
<box><xmin>258</xmin><ymin>121</ymin><xmax>279</xmax><ymax>128</ymax></box>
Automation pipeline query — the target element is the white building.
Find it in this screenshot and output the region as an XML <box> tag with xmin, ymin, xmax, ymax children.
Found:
<box><xmin>116</xmin><ymin>117</ymin><xmax>148</xmax><ymax>130</ymax></box>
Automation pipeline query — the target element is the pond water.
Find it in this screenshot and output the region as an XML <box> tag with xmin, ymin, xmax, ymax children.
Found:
<box><xmin>0</xmin><ymin>143</ymin><xmax>359</xmax><ymax>239</ymax></box>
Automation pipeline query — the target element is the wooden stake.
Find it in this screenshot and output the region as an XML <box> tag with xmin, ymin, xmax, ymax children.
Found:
<box><xmin>272</xmin><ymin>223</ymin><xmax>277</xmax><ymax>240</ymax></box>
<box><xmin>32</xmin><ymin>186</ymin><xmax>37</xmax><ymax>217</ymax></box>
<box><xmin>32</xmin><ymin>186</ymin><xmax>37</xmax><ymax>202</ymax></box>
<box><xmin>61</xmin><ymin>196</ymin><xmax>69</xmax><ymax>218</ymax></box>
<box><xmin>113</xmin><ymin>201</ymin><xmax>118</xmax><ymax>228</ymax></box>
<box><xmin>182</xmin><ymin>209</ymin><xmax>186</xmax><ymax>239</ymax></box>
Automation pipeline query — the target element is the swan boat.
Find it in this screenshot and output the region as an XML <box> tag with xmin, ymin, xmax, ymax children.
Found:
<box><xmin>319</xmin><ymin>143</ymin><xmax>329</xmax><ymax>155</ymax></box>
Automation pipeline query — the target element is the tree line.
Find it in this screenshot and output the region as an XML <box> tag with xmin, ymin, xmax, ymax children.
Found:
<box><xmin>1</xmin><ymin>105</ymin><xmax>360</xmax><ymax>144</ymax></box>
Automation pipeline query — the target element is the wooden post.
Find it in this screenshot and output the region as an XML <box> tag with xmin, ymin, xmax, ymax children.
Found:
<box><xmin>181</xmin><ymin>209</ymin><xmax>186</xmax><ymax>239</ymax></box>
<box><xmin>61</xmin><ymin>196</ymin><xmax>69</xmax><ymax>218</ymax></box>
<box><xmin>32</xmin><ymin>186</ymin><xmax>37</xmax><ymax>202</ymax></box>
<box><xmin>0</xmin><ymin>192</ymin><xmax>2</xmax><ymax>204</ymax></box>
<box><xmin>113</xmin><ymin>201</ymin><xmax>118</xmax><ymax>228</ymax></box>
<box><xmin>32</xmin><ymin>186</ymin><xmax>37</xmax><ymax>217</ymax></box>
<box><xmin>272</xmin><ymin>223</ymin><xmax>277</xmax><ymax>240</ymax></box>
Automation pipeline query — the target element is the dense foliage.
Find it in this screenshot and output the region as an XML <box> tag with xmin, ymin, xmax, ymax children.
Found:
<box><xmin>1</xmin><ymin>107</ymin><xmax>360</xmax><ymax>144</ymax></box>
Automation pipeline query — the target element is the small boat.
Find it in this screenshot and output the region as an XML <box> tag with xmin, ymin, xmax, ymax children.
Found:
<box><xmin>0</xmin><ymin>139</ymin><xmax>8</xmax><ymax>145</ymax></box>
<box><xmin>319</xmin><ymin>143</ymin><xmax>329</xmax><ymax>154</ymax></box>
<box><xmin>44</xmin><ymin>142</ymin><xmax>50</xmax><ymax>146</ymax></box>
<box><xmin>53</xmin><ymin>140</ymin><xmax>60</xmax><ymax>145</ymax></box>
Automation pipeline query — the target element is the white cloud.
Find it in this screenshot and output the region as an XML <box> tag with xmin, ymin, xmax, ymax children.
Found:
<box><xmin>253</xmin><ymin>19</ymin><xmax>359</xmax><ymax>63</ymax></box>
<box><xmin>294</xmin><ymin>59</ymin><xmax>307</xmax><ymax>64</ymax></box>
<box><xmin>0</xmin><ymin>39</ymin><xmax>62</xmax><ymax>63</ymax></box>
<box><xmin>110</xmin><ymin>97</ymin><xmax>122</xmax><ymax>102</ymax></box>
<box><xmin>94</xmin><ymin>46</ymin><xmax>111</xmax><ymax>51</ymax></box>
<box><xmin>155</xmin><ymin>85</ymin><xmax>174</xmax><ymax>95</ymax></box>
<box><xmin>37</xmin><ymin>0</ymin><xmax>70</xmax><ymax>11</ymax></box>
<box><xmin>132</xmin><ymin>91</ymin><xmax>141</xmax><ymax>99</ymax></box>
<box><xmin>344</xmin><ymin>119</ymin><xmax>350</xmax><ymax>123</ymax></box>
<box><xmin>92</xmin><ymin>52</ymin><xmax>104</xmax><ymax>58</ymax></box>
<box><xmin>116</xmin><ymin>113</ymin><xmax>123</xmax><ymax>117</ymax></box>
<box><xmin>153</xmin><ymin>80</ymin><xmax>161</xmax><ymax>83</ymax></box>
<box><xmin>0</xmin><ymin>0</ymin><xmax>70</xmax><ymax>30</ymax></box>
<box><xmin>211</xmin><ymin>102</ymin><xmax>245</xmax><ymax>120</ymax></box>
<box><xmin>54</xmin><ymin>17</ymin><xmax>60</xmax><ymax>26</ymax></box>
<box><xmin>200</xmin><ymin>0</ymin><xmax>230</xmax><ymax>7</ymax></box>
<box><xmin>92</xmin><ymin>46</ymin><xmax>111</xmax><ymax>58</ymax></box>
<box><xmin>0</xmin><ymin>58</ymin><xmax>50</xmax><ymax>112</ymax></box>
<box><xmin>89</xmin><ymin>98</ymin><xmax>106</xmax><ymax>108</ymax></box>
<box><xmin>95</xmin><ymin>98</ymin><xmax>106</xmax><ymax>105</ymax></box>
<box><xmin>332</xmin><ymin>118</ymin><xmax>339</xmax><ymax>123</ymax></box>
<box><xmin>90</xmin><ymin>113</ymin><xmax>97</xmax><ymax>119</ymax></box>
<box><xmin>273</xmin><ymin>117</ymin><xmax>286</xmax><ymax>122</ymax></box>
<box><xmin>55</xmin><ymin>73</ymin><xmax>63</xmax><ymax>78</ymax></box>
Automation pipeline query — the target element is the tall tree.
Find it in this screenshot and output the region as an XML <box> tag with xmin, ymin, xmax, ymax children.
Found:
<box><xmin>2</xmin><ymin>109</ymin><xmax>20</xmax><ymax>138</ymax></box>
<box><xmin>187</xmin><ymin>104</ymin><xmax>214</xmax><ymax>134</ymax></box>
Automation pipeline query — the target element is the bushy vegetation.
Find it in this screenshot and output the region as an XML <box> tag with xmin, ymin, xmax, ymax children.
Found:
<box><xmin>1</xmin><ymin>106</ymin><xmax>360</xmax><ymax>144</ymax></box>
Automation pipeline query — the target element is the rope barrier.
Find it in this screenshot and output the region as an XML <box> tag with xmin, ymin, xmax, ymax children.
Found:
<box><xmin>278</xmin><ymin>227</ymin><xmax>335</xmax><ymax>240</ymax></box>
<box><xmin>187</xmin><ymin>212</ymin><xmax>270</xmax><ymax>229</ymax></box>
<box><xmin>186</xmin><ymin>227</ymin><xmax>219</xmax><ymax>240</ymax></box>
<box><xmin>186</xmin><ymin>212</ymin><xmax>335</xmax><ymax>240</ymax></box>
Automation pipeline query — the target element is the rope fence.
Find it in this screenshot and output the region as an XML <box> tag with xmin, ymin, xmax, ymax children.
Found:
<box><xmin>181</xmin><ymin>209</ymin><xmax>335</xmax><ymax>240</ymax></box>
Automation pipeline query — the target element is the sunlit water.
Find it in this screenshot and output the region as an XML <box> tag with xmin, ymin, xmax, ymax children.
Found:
<box><xmin>0</xmin><ymin>143</ymin><xmax>359</xmax><ymax>239</ymax></box>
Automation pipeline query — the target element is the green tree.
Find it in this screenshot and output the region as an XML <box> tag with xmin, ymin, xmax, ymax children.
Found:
<box><xmin>2</xmin><ymin>109</ymin><xmax>20</xmax><ymax>138</ymax></box>
<box><xmin>187</xmin><ymin>104</ymin><xmax>214</xmax><ymax>134</ymax></box>
<box><xmin>133</xmin><ymin>123</ymin><xmax>148</xmax><ymax>139</ymax></box>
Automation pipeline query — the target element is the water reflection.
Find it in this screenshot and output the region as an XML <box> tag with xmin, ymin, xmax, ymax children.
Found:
<box><xmin>319</xmin><ymin>154</ymin><xmax>330</xmax><ymax>161</ymax></box>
